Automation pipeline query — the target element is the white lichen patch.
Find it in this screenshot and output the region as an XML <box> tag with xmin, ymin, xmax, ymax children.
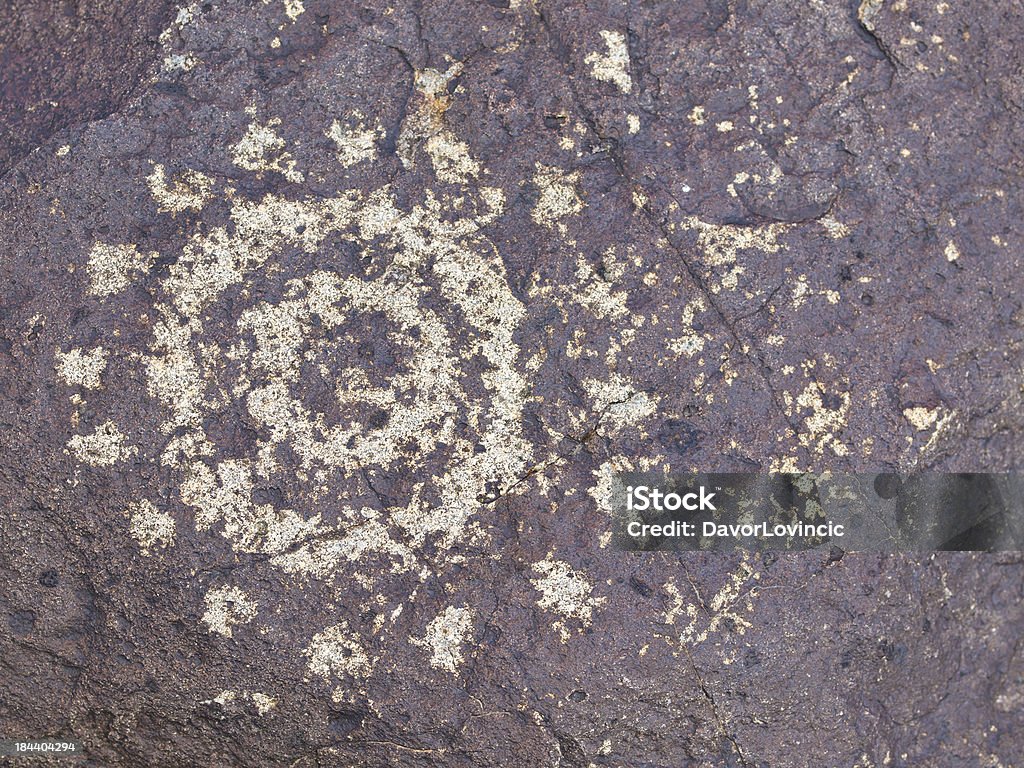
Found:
<box><xmin>531</xmin><ymin>164</ymin><xmax>583</xmax><ymax>231</ymax></box>
<box><xmin>144</xmin><ymin>309</ymin><xmax>209</xmax><ymax>447</ymax></box>
<box><xmin>667</xmin><ymin>333</ymin><xmax>708</xmax><ymax>360</ymax></box>
<box><xmin>272</xmin><ymin>508</ymin><xmax>416</xmax><ymax>581</ymax></box>
<box><xmin>587</xmin><ymin>456</ymin><xmax>639</xmax><ymax>520</ymax></box>
<box><xmin>791</xmin><ymin>274</ymin><xmax>840</xmax><ymax>309</ymax></box>
<box><xmin>663</xmin><ymin>582</ymin><xmax>688</xmax><ymax>626</ymax></box>
<box><xmin>411</xmin><ymin>605</ymin><xmax>475</xmax><ymax>674</ymax></box>
<box><xmin>55</xmin><ymin>346</ymin><xmax>107</xmax><ymax>389</ymax></box>
<box><xmin>678</xmin><ymin>217</ymin><xmax>788</xmax><ymax>267</ymax></box>
<box><xmin>86</xmin><ymin>242</ymin><xmax>153</xmax><ymax>297</ymax></box>
<box><xmin>583</xmin><ymin>374</ymin><xmax>658</xmax><ymax>434</ymax></box>
<box><xmin>155</xmin><ymin>5</ymin><xmax>200</xmax><ymax>81</ymax></box>
<box><xmin>250</xmin><ymin>692</ymin><xmax>277</xmax><ymax>714</ymax></box>
<box><xmin>424</xmin><ymin>131</ymin><xmax>481</xmax><ymax>184</ymax></box>
<box><xmin>944</xmin><ymin>240</ymin><xmax>961</xmax><ymax>262</ymax></box>
<box><xmin>326</xmin><ymin>115</ymin><xmax>383</xmax><ymax>168</ymax></box>
<box><xmin>147</xmin><ymin>164</ymin><xmax>213</xmax><ymax>213</ymax></box>
<box><xmin>213</xmin><ymin>690</ymin><xmax>237</xmax><ymax>706</ymax></box>
<box><xmin>306</xmin><ymin>622</ymin><xmax>372</xmax><ymax>679</ymax></box>
<box><xmin>531</xmin><ymin>558</ymin><xmax>606</xmax><ymax>641</ymax></box>
<box><xmin>129</xmin><ymin>499</ymin><xmax>176</xmax><ymax>554</ymax></box>
<box><xmin>397</xmin><ymin>63</ymin><xmax>464</xmax><ymax>170</ymax></box>
<box><xmin>667</xmin><ymin>297</ymin><xmax>709</xmax><ymax>357</ymax></box>
<box><xmin>585</xmin><ymin>30</ymin><xmax>632</xmax><ymax>93</ymax></box>
<box><xmin>205</xmin><ymin>689</ymin><xmax>278</xmax><ymax>714</ymax></box>
<box><xmin>820</xmin><ymin>215</ymin><xmax>851</xmax><ymax>239</ymax></box>
<box><xmin>672</xmin><ymin>555</ymin><xmax>759</xmax><ymax>647</ymax></box>
<box><xmin>67</xmin><ymin>421</ymin><xmax>135</xmax><ymax>466</ymax></box>
<box><xmin>573</xmin><ymin>251</ymin><xmax>630</xmax><ymax>320</ymax></box>
<box><xmin>162</xmin><ymin>52</ymin><xmax>198</xmax><ymax>73</ymax></box>
<box><xmin>182</xmin><ymin>459</ymin><xmax>321</xmax><ymax>553</ymax></box>
<box><xmin>728</xmin><ymin>171</ymin><xmax>751</xmax><ymax>197</ymax></box>
<box><xmin>904</xmin><ymin>405</ymin><xmax>941</xmax><ymax>431</ymax></box>
<box><xmin>202</xmin><ymin>585</ymin><xmax>258</xmax><ymax>637</ymax></box>
<box><xmin>786</xmin><ymin>378</ymin><xmax>851</xmax><ymax>457</ymax></box>
<box><xmin>231</xmin><ymin>116</ymin><xmax>304</xmax><ymax>182</ymax></box>
<box><xmin>160</xmin><ymin>192</ymin><xmax>358</xmax><ymax>320</ymax></box>
<box><xmin>158</xmin><ymin>3</ymin><xmax>196</xmax><ymax>46</ymax></box>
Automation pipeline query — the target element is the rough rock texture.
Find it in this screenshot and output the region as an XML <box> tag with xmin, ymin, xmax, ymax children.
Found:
<box><xmin>1</xmin><ymin>1</ymin><xmax>1022</xmax><ymax>766</ymax></box>
<box><xmin>0</xmin><ymin>0</ymin><xmax>176</xmax><ymax>177</ymax></box>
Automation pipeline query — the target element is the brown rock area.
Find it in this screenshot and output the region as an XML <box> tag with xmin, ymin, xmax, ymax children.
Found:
<box><xmin>0</xmin><ymin>1</ymin><xmax>1022</xmax><ymax>766</ymax></box>
<box><xmin>0</xmin><ymin>0</ymin><xmax>177</xmax><ymax>177</ymax></box>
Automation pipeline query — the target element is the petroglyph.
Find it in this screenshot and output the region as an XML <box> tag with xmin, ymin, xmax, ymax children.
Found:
<box><xmin>57</xmin><ymin>101</ymin><xmax>556</xmax><ymax>665</ymax></box>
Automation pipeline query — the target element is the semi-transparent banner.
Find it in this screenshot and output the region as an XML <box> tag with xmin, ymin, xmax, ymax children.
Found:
<box><xmin>608</xmin><ymin>473</ymin><xmax>1024</xmax><ymax>552</ymax></box>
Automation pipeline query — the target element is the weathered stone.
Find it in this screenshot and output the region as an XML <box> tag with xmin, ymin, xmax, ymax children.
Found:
<box><xmin>1</xmin><ymin>1</ymin><xmax>1021</xmax><ymax>766</ymax></box>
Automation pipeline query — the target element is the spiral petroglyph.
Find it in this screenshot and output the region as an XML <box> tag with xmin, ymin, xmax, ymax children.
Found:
<box><xmin>8</xmin><ymin>0</ymin><xmax>1023</xmax><ymax>763</ymax></box>
<box><xmin>60</xmin><ymin>115</ymin><xmax>551</xmax><ymax>607</ymax></box>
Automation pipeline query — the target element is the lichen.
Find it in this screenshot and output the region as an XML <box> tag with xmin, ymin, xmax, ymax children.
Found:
<box><xmin>129</xmin><ymin>499</ymin><xmax>176</xmax><ymax>554</ymax></box>
<box><xmin>326</xmin><ymin>115</ymin><xmax>384</xmax><ymax>168</ymax></box>
<box><xmin>147</xmin><ymin>164</ymin><xmax>213</xmax><ymax>213</ymax></box>
<box><xmin>411</xmin><ymin>606</ymin><xmax>475</xmax><ymax>673</ymax></box>
<box><xmin>530</xmin><ymin>558</ymin><xmax>606</xmax><ymax>642</ymax></box>
<box><xmin>202</xmin><ymin>585</ymin><xmax>258</xmax><ymax>637</ymax></box>
<box><xmin>306</xmin><ymin>622</ymin><xmax>373</xmax><ymax>678</ymax></box>
<box><xmin>231</xmin><ymin>115</ymin><xmax>304</xmax><ymax>182</ymax></box>
<box><xmin>55</xmin><ymin>346</ymin><xmax>107</xmax><ymax>389</ymax></box>
<box><xmin>85</xmin><ymin>242</ymin><xmax>153</xmax><ymax>297</ymax></box>
<box><xmin>531</xmin><ymin>163</ymin><xmax>583</xmax><ymax>232</ymax></box>
<box><xmin>585</xmin><ymin>30</ymin><xmax>632</xmax><ymax>93</ymax></box>
<box><xmin>67</xmin><ymin>421</ymin><xmax>134</xmax><ymax>466</ymax></box>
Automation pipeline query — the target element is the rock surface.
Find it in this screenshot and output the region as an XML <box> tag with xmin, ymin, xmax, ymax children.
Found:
<box><xmin>1</xmin><ymin>1</ymin><xmax>1022</xmax><ymax>766</ymax></box>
